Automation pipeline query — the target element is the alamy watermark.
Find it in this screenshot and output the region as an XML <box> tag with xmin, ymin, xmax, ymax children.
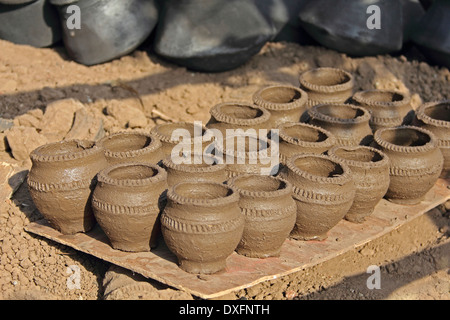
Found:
<box><xmin>366</xmin><ymin>265</ymin><xmax>381</xmax><ymax>289</ymax></box>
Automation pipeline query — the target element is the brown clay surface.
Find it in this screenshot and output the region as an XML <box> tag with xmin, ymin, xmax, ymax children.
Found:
<box><xmin>0</xmin><ymin>39</ymin><xmax>449</xmax><ymax>300</ymax></box>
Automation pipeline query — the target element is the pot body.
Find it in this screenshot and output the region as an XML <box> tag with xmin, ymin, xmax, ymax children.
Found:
<box><xmin>252</xmin><ymin>85</ymin><xmax>308</xmax><ymax>129</ymax></box>
<box><xmin>27</xmin><ymin>140</ymin><xmax>107</xmax><ymax>234</ymax></box>
<box><xmin>228</xmin><ymin>175</ymin><xmax>296</xmax><ymax>258</ymax></box>
<box><xmin>328</xmin><ymin>146</ymin><xmax>390</xmax><ymax>223</ymax></box>
<box><xmin>92</xmin><ymin>163</ymin><xmax>168</xmax><ymax>252</ymax></box>
<box><xmin>98</xmin><ymin>131</ymin><xmax>164</xmax><ymax>166</ymax></box>
<box><xmin>280</xmin><ymin>154</ymin><xmax>355</xmax><ymax>240</ymax></box>
<box><xmin>308</xmin><ymin>104</ymin><xmax>373</xmax><ymax>146</ymax></box>
<box><xmin>352</xmin><ymin>90</ymin><xmax>413</xmax><ymax>132</ymax></box>
<box><xmin>161</xmin><ymin>182</ymin><xmax>244</xmax><ymax>274</ymax></box>
<box><xmin>51</xmin><ymin>0</ymin><xmax>158</xmax><ymax>65</ymax></box>
<box><xmin>412</xmin><ymin>100</ymin><xmax>450</xmax><ymax>178</ymax></box>
<box><xmin>374</xmin><ymin>126</ymin><xmax>444</xmax><ymax>204</ymax></box>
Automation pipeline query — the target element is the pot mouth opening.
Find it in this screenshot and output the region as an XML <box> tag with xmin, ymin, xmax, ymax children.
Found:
<box><xmin>31</xmin><ymin>139</ymin><xmax>99</xmax><ymax>161</ymax></box>
<box><xmin>216</xmin><ymin>135</ymin><xmax>271</xmax><ymax>159</ymax></box>
<box><xmin>354</xmin><ymin>90</ymin><xmax>408</xmax><ymax>106</ymax></box>
<box><xmin>300</xmin><ymin>68</ymin><xmax>353</xmax><ymax>91</ymax></box>
<box><xmin>421</xmin><ymin>101</ymin><xmax>450</xmax><ymax>123</ymax></box>
<box><xmin>378</xmin><ymin>127</ymin><xmax>431</xmax><ymax>148</ymax></box>
<box><xmin>151</xmin><ymin>122</ymin><xmax>206</xmax><ymax>143</ymax></box>
<box><xmin>101</xmin><ymin>132</ymin><xmax>156</xmax><ymax>154</ymax></box>
<box><xmin>170</xmin><ymin>182</ymin><xmax>238</xmax><ymax>205</ymax></box>
<box><xmin>107</xmin><ymin>164</ymin><xmax>159</xmax><ymax>181</ymax></box>
<box><xmin>293</xmin><ymin>156</ymin><xmax>344</xmax><ymax>178</ymax></box>
<box><xmin>162</xmin><ymin>152</ymin><xmax>224</xmax><ymax>172</ymax></box>
<box><xmin>279</xmin><ymin>123</ymin><xmax>331</xmax><ymax>144</ymax></box>
<box><xmin>312</xmin><ymin>104</ymin><xmax>369</xmax><ymax>122</ymax></box>
<box><xmin>258</xmin><ymin>86</ymin><xmax>302</xmax><ymax>104</ymax></box>
<box><xmin>330</xmin><ymin>146</ymin><xmax>387</xmax><ymax>167</ymax></box>
<box><xmin>229</xmin><ymin>174</ymin><xmax>290</xmax><ymax>196</ymax></box>
<box><xmin>218</xmin><ymin>103</ymin><xmax>265</xmax><ymax>120</ymax></box>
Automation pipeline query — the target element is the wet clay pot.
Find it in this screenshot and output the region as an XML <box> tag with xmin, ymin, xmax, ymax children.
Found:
<box><xmin>280</xmin><ymin>153</ymin><xmax>355</xmax><ymax>240</ymax></box>
<box><xmin>161</xmin><ymin>182</ymin><xmax>244</xmax><ymax>274</ymax></box>
<box><xmin>352</xmin><ymin>90</ymin><xmax>413</xmax><ymax>132</ymax></box>
<box><xmin>150</xmin><ymin>122</ymin><xmax>212</xmax><ymax>158</ymax></box>
<box><xmin>98</xmin><ymin>131</ymin><xmax>164</xmax><ymax>166</ymax></box>
<box><xmin>206</xmin><ymin>102</ymin><xmax>271</xmax><ymax>136</ymax></box>
<box><xmin>27</xmin><ymin>140</ymin><xmax>107</xmax><ymax>234</ymax></box>
<box><xmin>215</xmin><ymin>134</ymin><xmax>279</xmax><ymax>177</ymax></box>
<box><xmin>252</xmin><ymin>85</ymin><xmax>308</xmax><ymax>129</ymax></box>
<box><xmin>412</xmin><ymin>100</ymin><xmax>450</xmax><ymax>178</ymax></box>
<box><xmin>161</xmin><ymin>152</ymin><xmax>227</xmax><ymax>187</ymax></box>
<box><xmin>374</xmin><ymin>126</ymin><xmax>444</xmax><ymax>205</ymax></box>
<box><xmin>277</xmin><ymin>122</ymin><xmax>336</xmax><ymax>164</ymax></box>
<box><xmin>308</xmin><ymin>103</ymin><xmax>373</xmax><ymax>146</ymax></box>
<box><xmin>299</xmin><ymin>67</ymin><xmax>354</xmax><ymax>107</ymax></box>
<box><xmin>227</xmin><ymin>174</ymin><xmax>296</xmax><ymax>258</ymax></box>
<box><xmin>92</xmin><ymin>163</ymin><xmax>168</xmax><ymax>252</ymax></box>
<box><xmin>328</xmin><ymin>146</ymin><xmax>390</xmax><ymax>223</ymax></box>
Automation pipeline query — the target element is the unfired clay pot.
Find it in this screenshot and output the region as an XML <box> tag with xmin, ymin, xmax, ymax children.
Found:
<box><xmin>277</xmin><ymin>122</ymin><xmax>336</xmax><ymax>164</ymax></box>
<box><xmin>92</xmin><ymin>163</ymin><xmax>168</xmax><ymax>252</ymax></box>
<box><xmin>280</xmin><ymin>153</ymin><xmax>355</xmax><ymax>240</ymax></box>
<box><xmin>328</xmin><ymin>145</ymin><xmax>390</xmax><ymax>223</ymax></box>
<box><xmin>308</xmin><ymin>103</ymin><xmax>373</xmax><ymax>146</ymax></box>
<box><xmin>161</xmin><ymin>182</ymin><xmax>244</xmax><ymax>274</ymax></box>
<box><xmin>412</xmin><ymin>100</ymin><xmax>450</xmax><ymax>178</ymax></box>
<box><xmin>27</xmin><ymin>140</ymin><xmax>108</xmax><ymax>234</ymax></box>
<box><xmin>206</xmin><ymin>102</ymin><xmax>271</xmax><ymax>136</ymax></box>
<box><xmin>374</xmin><ymin>126</ymin><xmax>444</xmax><ymax>205</ymax></box>
<box><xmin>352</xmin><ymin>90</ymin><xmax>413</xmax><ymax>132</ymax></box>
<box><xmin>150</xmin><ymin>122</ymin><xmax>212</xmax><ymax>158</ymax></box>
<box><xmin>161</xmin><ymin>152</ymin><xmax>227</xmax><ymax>187</ymax></box>
<box><xmin>227</xmin><ymin>174</ymin><xmax>296</xmax><ymax>258</ymax></box>
<box><xmin>215</xmin><ymin>134</ymin><xmax>279</xmax><ymax>177</ymax></box>
<box><xmin>252</xmin><ymin>85</ymin><xmax>308</xmax><ymax>128</ymax></box>
<box><xmin>299</xmin><ymin>67</ymin><xmax>354</xmax><ymax>107</ymax></box>
<box><xmin>98</xmin><ymin>131</ymin><xmax>164</xmax><ymax>165</ymax></box>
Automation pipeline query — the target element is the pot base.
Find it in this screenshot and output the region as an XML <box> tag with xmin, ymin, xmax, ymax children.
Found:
<box><xmin>178</xmin><ymin>259</ymin><xmax>226</xmax><ymax>275</ymax></box>
<box><xmin>236</xmin><ymin>247</ymin><xmax>281</xmax><ymax>259</ymax></box>
<box><xmin>386</xmin><ymin>196</ymin><xmax>425</xmax><ymax>206</ymax></box>
<box><xmin>344</xmin><ymin>209</ymin><xmax>375</xmax><ymax>224</ymax></box>
<box><xmin>290</xmin><ymin>230</ymin><xmax>328</xmax><ymax>241</ymax></box>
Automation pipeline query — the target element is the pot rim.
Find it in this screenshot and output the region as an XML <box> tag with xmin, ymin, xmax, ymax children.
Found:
<box><xmin>150</xmin><ymin>121</ymin><xmax>208</xmax><ymax>144</ymax></box>
<box><xmin>227</xmin><ymin>174</ymin><xmax>292</xmax><ymax>198</ymax></box>
<box><xmin>252</xmin><ymin>85</ymin><xmax>308</xmax><ymax>111</ymax></box>
<box><xmin>308</xmin><ymin>103</ymin><xmax>371</xmax><ymax>124</ymax></box>
<box><xmin>277</xmin><ymin>122</ymin><xmax>336</xmax><ymax>147</ymax></box>
<box><xmin>98</xmin><ymin>131</ymin><xmax>162</xmax><ymax>158</ymax></box>
<box><xmin>168</xmin><ymin>181</ymin><xmax>239</xmax><ymax>206</ymax></box>
<box><xmin>286</xmin><ymin>153</ymin><xmax>352</xmax><ymax>184</ymax></box>
<box><xmin>415</xmin><ymin>100</ymin><xmax>450</xmax><ymax>128</ymax></box>
<box><xmin>352</xmin><ymin>89</ymin><xmax>411</xmax><ymax>108</ymax></box>
<box><xmin>328</xmin><ymin>145</ymin><xmax>389</xmax><ymax>169</ymax></box>
<box><xmin>214</xmin><ymin>134</ymin><xmax>272</xmax><ymax>160</ymax></box>
<box><xmin>209</xmin><ymin>102</ymin><xmax>271</xmax><ymax>126</ymax></box>
<box><xmin>374</xmin><ymin>125</ymin><xmax>438</xmax><ymax>153</ymax></box>
<box><xmin>162</xmin><ymin>152</ymin><xmax>226</xmax><ymax>173</ymax></box>
<box><xmin>299</xmin><ymin>67</ymin><xmax>354</xmax><ymax>93</ymax></box>
<box><xmin>30</xmin><ymin>139</ymin><xmax>102</xmax><ymax>162</ymax></box>
<box><xmin>97</xmin><ymin>162</ymin><xmax>167</xmax><ymax>187</ymax></box>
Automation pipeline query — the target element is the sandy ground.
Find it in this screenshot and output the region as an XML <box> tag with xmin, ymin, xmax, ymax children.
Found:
<box><xmin>0</xmin><ymin>38</ymin><xmax>448</xmax><ymax>300</ymax></box>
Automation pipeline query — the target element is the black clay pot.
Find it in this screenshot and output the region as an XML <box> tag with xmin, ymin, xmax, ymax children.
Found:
<box><xmin>50</xmin><ymin>0</ymin><xmax>158</xmax><ymax>65</ymax></box>
<box><xmin>0</xmin><ymin>0</ymin><xmax>61</xmax><ymax>47</ymax></box>
<box><xmin>153</xmin><ymin>0</ymin><xmax>276</xmax><ymax>72</ymax></box>
<box><xmin>298</xmin><ymin>0</ymin><xmax>403</xmax><ymax>56</ymax></box>
<box><xmin>411</xmin><ymin>0</ymin><xmax>450</xmax><ymax>68</ymax></box>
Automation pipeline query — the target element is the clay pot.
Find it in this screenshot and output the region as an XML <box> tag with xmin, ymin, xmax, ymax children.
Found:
<box><xmin>98</xmin><ymin>131</ymin><xmax>164</xmax><ymax>165</ymax></box>
<box><xmin>412</xmin><ymin>100</ymin><xmax>450</xmax><ymax>178</ymax></box>
<box><xmin>215</xmin><ymin>134</ymin><xmax>279</xmax><ymax>177</ymax></box>
<box><xmin>277</xmin><ymin>122</ymin><xmax>336</xmax><ymax>164</ymax></box>
<box><xmin>252</xmin><ymin>85</ymin><xmax>308</xmax><ymax>128</ymax></box>
<box><xmin>0</xmin><ymin>0</ymin><xmax>61</xmax><ymax>47</ymax></box>
<box><xmin>298</xmin><ymin>0</ymin><xmax>403</xmax><ymax>56</ymax></box>
<box><xmin>161</xmin><ymin>152</ymin><xmax>227</xmax><ymax>187</ymax></box>
<box><xmin>280</xmin><ymin>153</ymin><xmax>355</xmax><ymax>240</ymax></box>
<box><xmin>153</xmin><ymin>0</ymin><xmax>275</xmax><ymax>72</ymax></box>
<box><xmin>352</xmin><ymin>90</ymin><xmax>413</xmax><ymax>132</ymax></box>
<box><xmin>299</xmin><ymin>67</ymin><xmax>354</xmax><ymax>107</ymax></box>
<box><xmin>374</xmin><ymin>126</ymin><xmax>444</xmax><ymax>205</ymax></box>
<box><xmin>206</xmin><ymin>102</ymin><xmax>271</xmax><ymax>136</ymax></box>
<box><xmin>50</xmin><ymin>0</ymin><xmax>158</xmax><ymax>65</ymax></box>
<box><xmin>27</xmin><ymin>139</ymin><xmax>108</xmax><ymax>234</ymax></box>
<box><xmin>227</xmin><ymin>174</ymin><xmax>296</xmax><ymax>258</ymax></box>
<box><xmin>328</xmin><ymin>146</ymin><xmax>390</xmax><ymax>223</ymax></box>
<box><xmin>161</xmin><ymin>181</ymin><xmax>244</xmax><ymax>274</ymax></box>
<box><xmin>150</xmin><ymin>122</ymin><xmax>212</xmax><ymax>158</ymax></box>
<box><xmin>411</xmin><ymin>0</ymin><xmax>450</xmax><ymax>68</ymax></box>
<box><xmin>92</xmin><ymin>163</ymin><xmax>168</xmax><ymax>252</ymax></box>
<box><xmin>307</xmin><ymin>103</ymin><xmax>373</xmax><ymax>146</ymax></box>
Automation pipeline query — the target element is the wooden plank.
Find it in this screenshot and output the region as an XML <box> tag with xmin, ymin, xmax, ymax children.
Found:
<box><xmin>25</xmin><ymin>178</ymin><xmax>450</xmax><ymax>299</ymax></box>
